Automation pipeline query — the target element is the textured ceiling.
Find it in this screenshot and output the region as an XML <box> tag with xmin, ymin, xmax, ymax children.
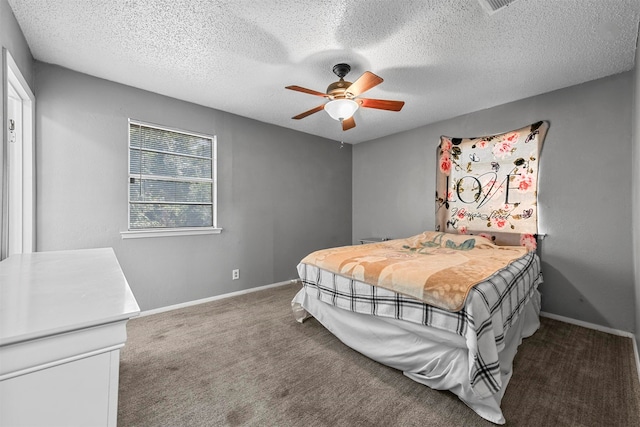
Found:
<box><xmin>8</xmin><ymin>0</ymin><xmax>640</xmax><ymax>144</ymax></box>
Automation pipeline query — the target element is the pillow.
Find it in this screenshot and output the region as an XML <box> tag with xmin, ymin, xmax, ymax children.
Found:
<box><xmin>403</xmin><ymin>231</ymin><xmax>496</xmax><ymax>250</ymax></box>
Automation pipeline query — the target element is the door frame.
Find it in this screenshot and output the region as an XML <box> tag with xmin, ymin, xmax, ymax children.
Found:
<box><xmin>2</xmin><ymin>49</ymin><xmax>35</xmax><ymax>259</ymax></box>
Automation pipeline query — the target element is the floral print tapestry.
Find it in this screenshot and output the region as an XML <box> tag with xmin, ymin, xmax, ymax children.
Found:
<box><xmin>435</xmin><ymin>121</ymin><xmax>549</xmax><ymax>250</ymax></box>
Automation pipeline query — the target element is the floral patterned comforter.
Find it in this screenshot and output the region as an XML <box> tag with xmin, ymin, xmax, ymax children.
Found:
<box><xmin>300</xmin><ymin>231</ymin><xmax>529</xmax><ymax>312</ymax></box>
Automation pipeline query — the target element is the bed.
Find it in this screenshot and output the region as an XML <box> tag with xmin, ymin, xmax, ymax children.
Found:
<box><xmin>291</xmin><ymin>231</ymin><xmax>543</xmax><ymax>424</ymax></box>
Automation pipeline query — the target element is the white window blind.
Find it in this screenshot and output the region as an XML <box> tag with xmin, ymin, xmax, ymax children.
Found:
<box><xmin>128</xmin><ymin>120</ymin><xmax>217</xmax><ymax>231</ymax></box>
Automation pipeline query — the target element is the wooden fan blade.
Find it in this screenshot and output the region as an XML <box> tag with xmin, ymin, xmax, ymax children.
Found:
<box><xmin>346</xmin><ymin>71</ymin><xmax>383</xmax><ymax>97</ymax></box>
<box><xmin>285</xmin><ymin>85</ymin><xmax>328</xmax><ymax>97</ymax></box>
<box><xmin>359</xmin><ymin>98</ymin><xmax>405</xmax><ymax>111</ymax></box>
<box><xmin>292</xmin><ymin>104</ymin><xmax>325</xmax><ymax>120</ymax></box>
<box><xmin>342</xmin><ymin>117</ymin><xmax>356</xmax><ymax>131</ymax></box>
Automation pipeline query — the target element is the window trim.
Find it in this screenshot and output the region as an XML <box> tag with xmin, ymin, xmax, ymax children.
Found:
<box><xmin>121</xmin><ymin>119</ymin><xmax>221</xmax><ymax>239</ymax></box>
<box><xmin>121</xmin><ymin>227</ymin><xmax>222</xmax><ymax>239</ymax></box>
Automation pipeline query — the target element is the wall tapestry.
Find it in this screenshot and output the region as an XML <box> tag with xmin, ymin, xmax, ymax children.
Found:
<box><xmin>435</xmin><ymin>121</ymin><xmax>549</xmax><ymax>250</ymax></box>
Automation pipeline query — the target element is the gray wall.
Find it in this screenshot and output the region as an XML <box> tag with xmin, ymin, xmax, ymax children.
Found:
<box><xmin>1</xmin><ymin>0</ymin><xmax>34</xmax><ymax>258</ymax></box>
<box><xmin>633</xmin><ymin>31</ymin><xmax>640</xmax><ymax>352</ymax></box>
<box><xmin>353</xmin><ymin>72</ymin><xmax>636</xmax><ymax>333</ymax></box>
<box><xmin>35</xmin><ymin>63</ymin><xmax>352</xmax><ymax>310</ymax></box>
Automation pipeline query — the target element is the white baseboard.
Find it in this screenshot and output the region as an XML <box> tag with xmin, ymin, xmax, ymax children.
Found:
<box><xmin>635</xmin><ymin>336</ymin><xmax>640</xmax><ymax>385</ymax></box>
<box><xmin>540</xmin><ymin>311</ymin><xmax>640</xmax><ymax>383</ymax></box>
<box><xmin>139</xmin><ymin>279</ymin><xmax>300</xmax><ymax>318</ymax></box>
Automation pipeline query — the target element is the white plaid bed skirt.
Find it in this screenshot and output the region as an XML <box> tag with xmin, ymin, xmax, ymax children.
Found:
<box><xmin>296</xmin><ymin>251</ymin><xmax>542</xmax><ymax>398</ymax></box>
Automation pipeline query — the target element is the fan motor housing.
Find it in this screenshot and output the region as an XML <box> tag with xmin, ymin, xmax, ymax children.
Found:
<box><xmin>326</xmin><ymin>80</ymin><xmax>353</xmax><ymax>98</ymax></box>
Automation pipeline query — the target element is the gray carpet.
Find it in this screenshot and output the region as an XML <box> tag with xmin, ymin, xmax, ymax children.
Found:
<box><xmin>118</xmin><ymin>283</ymin><xmax>640</xmax><ymax>426</ymax></box>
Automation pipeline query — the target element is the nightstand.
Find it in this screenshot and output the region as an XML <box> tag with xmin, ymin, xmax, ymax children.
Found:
<box><xmin>359</xmin><ymin>237</ymin><xmax>389</xmax><ymax>244</ymax></box>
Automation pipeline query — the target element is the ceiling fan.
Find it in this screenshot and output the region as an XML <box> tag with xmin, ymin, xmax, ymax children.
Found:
<box><xmin>285</xmin><ymin>63</ymin><xmax>405</xmax><ymax>131</ymax></box>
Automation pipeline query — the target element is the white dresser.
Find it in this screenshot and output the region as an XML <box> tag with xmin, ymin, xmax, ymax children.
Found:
<box><xmin>0</xmin><ymin>248</ymin><xmax>140</xmax><ymax>427</ymax></box>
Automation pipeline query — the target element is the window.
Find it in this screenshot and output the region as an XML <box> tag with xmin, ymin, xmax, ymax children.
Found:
<box><xmin>123</xmin><ymin>120</ymin><xmax>220</xmax><ymax>238</ymax></box>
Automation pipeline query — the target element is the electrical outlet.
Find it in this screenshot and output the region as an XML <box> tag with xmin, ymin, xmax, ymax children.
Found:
<box><xmin>232</xmin><ymin>269</ymin><xmax>239</xmax><ymax>280</ymax></box>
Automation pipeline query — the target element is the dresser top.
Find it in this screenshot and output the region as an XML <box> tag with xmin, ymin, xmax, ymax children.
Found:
<box><xmin>0</xmin><ymin>248</ymin><xmax>140</xmax><ymax>346</ymax></box>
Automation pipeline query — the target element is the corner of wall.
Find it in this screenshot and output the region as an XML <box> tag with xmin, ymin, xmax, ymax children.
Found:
<box><xmin>632</xmin><ymin>22</ymin><xmax>640</xmax><ymax>359</ymax></box>
<box><xmin>1</xmin><ymin>48</ymin><xmax>6</xmax><ymax>260</ymax></box>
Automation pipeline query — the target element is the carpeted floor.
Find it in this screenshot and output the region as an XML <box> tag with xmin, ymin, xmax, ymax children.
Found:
<box><xmin>118</xmin><ymin>283</ymin><xmax>640</xmax><ymax>426</ymax></box>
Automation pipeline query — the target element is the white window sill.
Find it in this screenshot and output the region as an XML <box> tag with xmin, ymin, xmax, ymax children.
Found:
<box><xmin>121</xmin><ymin>227</ymin><xmax>222</xmax><ymax>239</ymax></box>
